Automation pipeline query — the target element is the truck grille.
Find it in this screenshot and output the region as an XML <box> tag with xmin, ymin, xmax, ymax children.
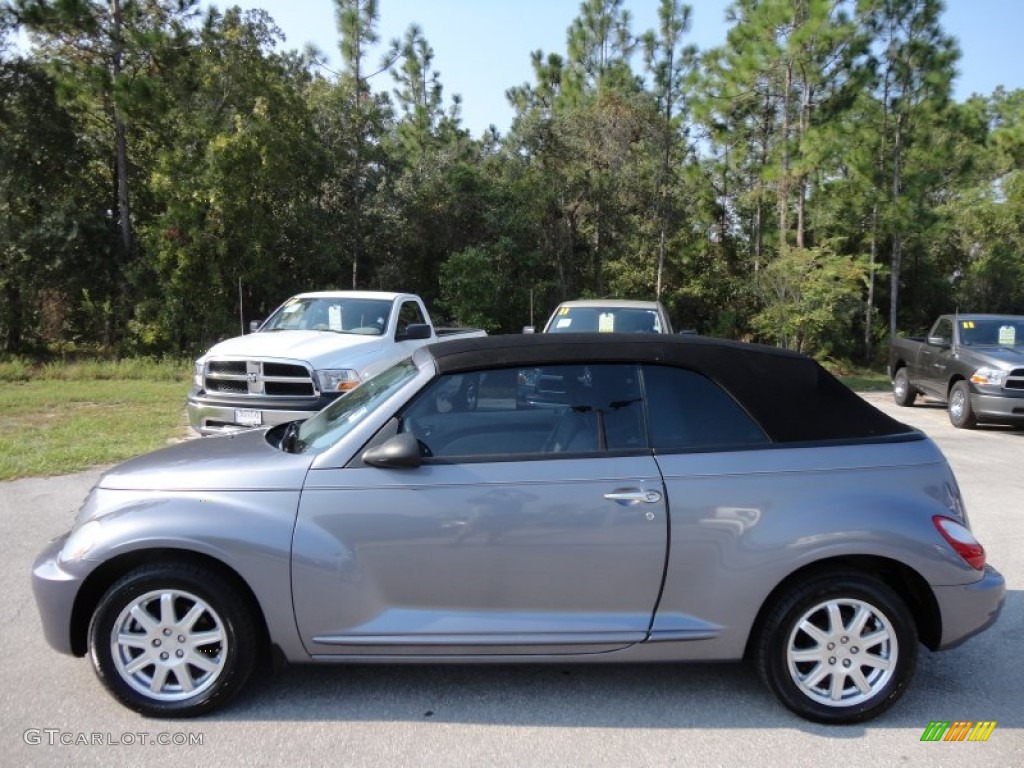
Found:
<box><xmin>1006</xmin><ymin>369</ymin><xmax>1024</xmax><ymax>390</ymax></box>
<box><xmin>204</xmin><ymin>359</ymin><xmax>316</xmax><ymax>398</ymax></box>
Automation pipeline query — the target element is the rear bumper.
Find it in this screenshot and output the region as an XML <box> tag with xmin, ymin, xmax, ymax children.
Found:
<box><xmin>933</xmin><ymin>565</ymin><xmax>1006</xmax><ymax>650</ymax></box>
<box><xmin>187</xmin><ymin>389</ymin><xmax>339</xmax><ymax>435</ymax></box>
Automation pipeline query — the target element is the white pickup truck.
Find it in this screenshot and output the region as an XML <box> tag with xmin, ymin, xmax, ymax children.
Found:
<box><xmin>539</xmin><ymin>299</ymin><xmax>674</xmax><ymax>333</ymax></box>
<box><xmin>187</xmin><ymin>291</ymin><xmax>484</xmax><ymax>435</ymax></box>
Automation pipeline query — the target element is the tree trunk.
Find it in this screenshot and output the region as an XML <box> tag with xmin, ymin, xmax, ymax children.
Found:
<box><xmin>778</xmin><ymin>58</ymin><xmax>793</xmax><ymax>250</ymax></box>
<box><xmin>864</xmin><ymin>203</ymin><xmax>878</xmax><ymax>360</ymax></box>
<box><xmin>888</xmin><ymin>114</ymin><xmax>904</xmax><ymax>340</ymax></box>
<box><xmin>110</xmin><ymin>0</ymin><xmax>133</xmax><ymax>261</ymax></box>
<box><xmin>3</xmin><ymin>282</ymin><xmax>22</xmax><ymax>353</ymax></box>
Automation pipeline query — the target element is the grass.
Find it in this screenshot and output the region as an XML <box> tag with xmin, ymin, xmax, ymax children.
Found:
<box><xmin>824</xmin><ymin>361</ymin><xmax>891</xmax><ymax>392</ymax></box>
<box><xmin>837</xmin><ymin>371</ymin><xmax>891</xmax><ymax>392</ymax></box>
<box><xmin>0</xmin><ymin>356</ymin><xmax>187</xmax><ymax>382</ymax></box>
<box><xmin>0</xmin><ymin>358</ymin><xmax>191</xmax><ymax>482</ymax></box>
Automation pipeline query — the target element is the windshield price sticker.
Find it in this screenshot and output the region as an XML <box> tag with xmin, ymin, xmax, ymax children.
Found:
<box><xmin>328</xmin><ymin>305</ymin><xmax>343</xmax><ymax>331</ymax></box>
<box><xmin>998</xmin><ymin>325</ymin><xmax>1015</xmax><ymax>345</ymax></box>
<box><xmin>598</xmin><ymin>312</ymin><xmax>615</xmax><ymax>332</ymax></box>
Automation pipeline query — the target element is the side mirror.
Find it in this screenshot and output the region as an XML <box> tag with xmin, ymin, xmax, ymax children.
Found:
<box><xmin>927</xmin><ymin>335</ymin><xmax>950</xmax><ymax>348</ymax></box>
<box><xmin>396</xmin><ymin>323</ymin><xmax>432</xmax><ymax>341</ymax></box>
<box><xmin>362</xmin><ymin>432</ymin><xmax>423</xmax><ymax>468</ymax></box>
<box><xmin>522</xmin><ymin>326</ymin><xmax>536</xmax><ymax>334</ymax></box>
<box><xmin>249</xmin><ymin>320</ymin><xmax>262</xmax><ymax>333</ymax></box>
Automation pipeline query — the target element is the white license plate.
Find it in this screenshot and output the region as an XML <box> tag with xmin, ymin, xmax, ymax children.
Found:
<box><xmin>234</xmin><ymin>409</ymin><xmax>262</xmax><ymax>427</ymax></box>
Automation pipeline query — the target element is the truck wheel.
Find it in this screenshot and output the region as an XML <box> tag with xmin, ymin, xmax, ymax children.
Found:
<box><xmin>755</xmin><ymin>572</ymin><xmax>917</xmax><ymax>724</ymax></box>
<box><xmin>948</xmin><ymin>381</ymin><xmax>978</xmax><ymax>429</ymax></box>
<box><xmin>88</xmin><ymin>563</ymin><xmax>259</xmax><ymax>717</ymax></box>
<box><xmin>892</xmin><ymin>369</ymin><xmax>916</xmax><ymax>407</ymax></box>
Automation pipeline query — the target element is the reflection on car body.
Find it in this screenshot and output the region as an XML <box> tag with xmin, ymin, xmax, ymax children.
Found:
<box><xmin>32</xmin><ymin>333</ymin><xmax>1004</xmax><ymax>723</ymax></box>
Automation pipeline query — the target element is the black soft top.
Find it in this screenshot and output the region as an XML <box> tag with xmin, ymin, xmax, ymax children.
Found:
<box><xmin>422</xmin><ymin>333</ymin><xmax>916</xmax><ymax>444</ymax></box>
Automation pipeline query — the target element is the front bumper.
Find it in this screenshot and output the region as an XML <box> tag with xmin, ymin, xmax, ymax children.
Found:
<box><xmin>187</xmin><ymin>390</ymin><xmax>340</xmax><ymax>435</ymax></box>
<box><xmin>970</xmin><ymin>390</ymin><xmax>1024</xmax><ymax>424</ymax></box>
<box><xmin>32</xmin><ymin>534</ymin><xmax>86</xmax><ymax>656</ymax></box>
<box><xmin>933</xmin><ymin>564</ymin><xmax>1006</xmax><ymax>650</ymax></box>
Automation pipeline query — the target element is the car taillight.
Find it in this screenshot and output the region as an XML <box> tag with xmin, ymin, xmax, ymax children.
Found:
<box><xmin>933</xmin><ymin>516</ymin><xmax>986</xmax><ymax>570</ymax></box>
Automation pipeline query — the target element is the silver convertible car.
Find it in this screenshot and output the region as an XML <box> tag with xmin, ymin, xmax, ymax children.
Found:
<box><xmin>33</xmin><ymin>334</ymin><xmax>1004</xmax><ymax>723</ymax></box>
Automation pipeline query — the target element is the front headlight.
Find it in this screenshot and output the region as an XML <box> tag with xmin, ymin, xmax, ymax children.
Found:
<box><xmin>193</xmin><ymin>359</ymin><xmax>206</xmax><ymax>388</ymax></box>
<box><xmin>316</xmin><ymin>368</ymin><xmax>361</xmax><ymax>393</ymax></box>
<box><xmin>969</xmin><ymin>367</ymin><xmax>1009</xmax><ymax>387</ymax></box>
<box><xmin>59</xmin><ymin>520</ymin><xmax>103</xmax><ymax>563</ymax></box>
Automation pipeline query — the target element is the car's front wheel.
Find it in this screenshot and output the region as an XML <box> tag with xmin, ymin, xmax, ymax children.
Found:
<box><xmin>88</xmin><ymin>563</ymin><xmax>259</xmax><ymax>717</ymax></box>
<box><xmin>755</xmin><ymin>573</ymin><xmax>917</xmax><ymax>724</ymax></box>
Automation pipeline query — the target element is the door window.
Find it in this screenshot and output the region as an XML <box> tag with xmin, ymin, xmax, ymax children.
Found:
<box><xmin>396</xmin><ymin>301</ymin><xmax>427</xmax><ymax>335</ymax></box>
<box><xmin>399</xmin><ymin>364</ymin><xmax>646</xmax><ymax>459</ymax></box>
<box><xmin>931</xmin><ymin>318</ymin><xmax>953</xmax><ymax>344</ymax></box>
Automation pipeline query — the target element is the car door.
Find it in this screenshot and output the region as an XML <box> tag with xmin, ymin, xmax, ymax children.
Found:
<box><xmin>917</xmin><ymin>317</ymin><xmax>954</xmax><ymax>399</ymax></box>
<box><xmin>292</xmin><ymin>363</ymin><xmax>668</xmax><ymax>657</ymax></box>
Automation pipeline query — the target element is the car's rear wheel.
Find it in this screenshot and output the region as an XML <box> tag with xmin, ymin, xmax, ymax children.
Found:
<box><xmin>755</xmin><ymin>573</ymin><xmax>917</xmax><ymax>724</ymax></box>
<box><xmin>948</xmin><ymin>381</ymin><xmax>978</xmax><ymax>429</ymax></box>
<box><xmin>892</xmin><ymin>368</ymin><xmax>916</xmax><ymax>407</ymax></box>
<box><xmin>88</xmin><ymin>563</ymin><xmax>259</xmax><ymax>717</ymax></box>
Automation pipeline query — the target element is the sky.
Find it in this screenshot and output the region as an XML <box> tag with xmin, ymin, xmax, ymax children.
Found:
<box><xmin>176</xmin><ymin>1</ymin><xmax>1024</xmax><ymax>136</ymax></box>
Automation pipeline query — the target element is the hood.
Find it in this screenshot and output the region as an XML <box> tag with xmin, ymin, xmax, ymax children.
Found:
<box><xmin>99</xmin><ymin>429</ymin><xmax>312</xmax><ymax>492</ymax></box>
<box><xmin>962</xmin><ymin>345</ymin><xmax>1024</xmax><ymax>367</ymax></box>
<box><xmin>205</xmin><ymin>330</ymin><xmax>384</xmax><ymax>367</ymax></box>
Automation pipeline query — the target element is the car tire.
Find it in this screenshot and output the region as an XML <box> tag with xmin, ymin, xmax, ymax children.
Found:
<box><xmin>88</xmin><ymin>563</ymin><xmax>259</xmax><ymax>718</ymax></box>
<box><xmin>948</xmin><ymin>380</ymin><xmax>978</xmax><ymax>429</ymax></box>
<box><xmin>755</xmin><ymin>572</ymin><xmax>918</xmax><ymax>724</ymax></box>
<box><xmin>892</xmin><ymin>368</ymin><xmax>916</xmax><ymax>407</ymax></box>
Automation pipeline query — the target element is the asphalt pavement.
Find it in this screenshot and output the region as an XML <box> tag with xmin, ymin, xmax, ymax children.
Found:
<box><xmin>1</xmin><ymin>393</ymin><xmax>1021</xmax><ymax>767</ymax></box>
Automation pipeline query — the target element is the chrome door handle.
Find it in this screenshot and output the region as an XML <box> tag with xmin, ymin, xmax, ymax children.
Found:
<box><xmin>603</xmin><ymin>489</ymin><xmax>662</xmax><ymax>504</ymax></box>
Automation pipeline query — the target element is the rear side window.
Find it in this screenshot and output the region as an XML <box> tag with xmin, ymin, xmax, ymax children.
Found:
<box><xmin>642</xmin><ymin>365</ymin><xmax>768</xmax><ymax>452</ymax></box>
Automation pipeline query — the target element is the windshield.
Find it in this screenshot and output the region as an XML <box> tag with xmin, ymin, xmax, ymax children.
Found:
<box><xmin>959</xmin><ymin>318</ymin><xmax>1024</xmax><ymax>347</ymax></box>
<box><xmin>546</xmin><ymin>306</ymin><xmax>663</xmax><ymax>333</ymax></box>
<box><xmin>294</xmin><ymin>357</ymin><xmax>420</xmax><ymax>453</ymax></box>
<box><xmin>262</xmin><ymin>297</ymin><xmax>392</xmax><ymax>335</ymax></box>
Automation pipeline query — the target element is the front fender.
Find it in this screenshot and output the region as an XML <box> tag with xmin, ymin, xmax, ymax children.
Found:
<box><xmin>62</xmin><ymin>489</ymin><xmax>308</xmax><ymax>661</ymax></box>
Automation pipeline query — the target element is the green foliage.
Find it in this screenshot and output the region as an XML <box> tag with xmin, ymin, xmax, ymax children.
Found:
<box><xmin>0</xmin><ymin>355</ymin><xmax>189</xmax><ymax>382</ymax></box>
<box><xmin>946</xmin><ymin>169</ymin><xmax>1024</xmax><ymax>313</ymax></box>
<box><xmin>1</xmin><ymin>0</ymin><xmax>1019</xmax><ymax>369</ymax></box>
<box><xmin>439</xmin><ymin>247</ymin><xmax>504</xmax><ymax>332</ymax></box>
<box><xmin>752</xmin><ymin>245</ymin><xmax>868</xmax><ymax>355</ymax></box>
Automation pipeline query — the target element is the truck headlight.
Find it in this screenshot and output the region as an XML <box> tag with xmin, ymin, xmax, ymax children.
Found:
<box><xmin>969</xmin><ymin>367</ymin><xmax>1008</xmax><ymax>387</ymax></box>
<box><xmin>316</xmin><ymin>369</ymin><xmax>361</xmax><ymax>393</ymax></box>
<box><xmin>193</xmin><ymin>359</ymin><xmax>206</xmax><ymax>388</ymax></box>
